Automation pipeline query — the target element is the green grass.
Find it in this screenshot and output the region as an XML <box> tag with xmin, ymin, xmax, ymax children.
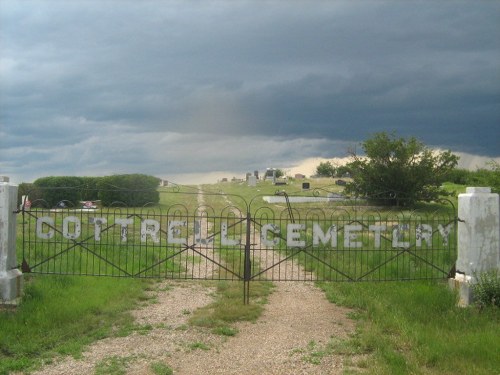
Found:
<box><xmin>200</xmin><ymin>177</ymin><xmax>346</xmax><ymax>213</ymax></box>
<box><xmin>0</xmin><ymin>275</ymin><xmax>150</xmax><ymax>375</ymax></box>
<box><xmin>94</xmin><ymin>355</ymin><xmax>134</xmax><ymax>375</ymax></box>
<box><xmin>319</xmin><ymin>281</ymin><xmax>500</xmax><ymax>374</ymax></box>
<box><xmin>187</xmin><ymin>341</ymin><xmax>210</xmax><ymax>351</ymax></box>
<box><xmin>189</xmin><ymin>280</ymin><xmax>273</xmax><ymax>332</ymax></box>
<box><xmin>150</xmin><ymin>361</ymin><xmax>174</xmax><ymax>375</ymax></box>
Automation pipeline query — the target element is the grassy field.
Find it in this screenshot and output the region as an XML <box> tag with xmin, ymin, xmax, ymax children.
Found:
<box><xmin>0</xmin><ymin>276</ymin><xmax>150</xmax><ymax>374</ymax></box>
<box><xmin>320</xmin><ymin>281</ymin><xmax>499</xmax><ymax>375</ymax></box>
<box><xmin>2</xmin><ymin>178</ymin><xmax>499</xmax><ymax>374</ymax></box>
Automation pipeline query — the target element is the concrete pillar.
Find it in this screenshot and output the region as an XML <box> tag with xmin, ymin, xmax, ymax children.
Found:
<box><xmin>450</xmin><ymin>187</ymin><xmax>500</xmax><ymax>306</ymax></box>
<box><xmin>0</xmin><ymin>176</ymin><xmax>23</xmax><ymax>305</ymax></box>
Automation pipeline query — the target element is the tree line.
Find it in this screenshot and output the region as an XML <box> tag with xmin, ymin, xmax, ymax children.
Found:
<box><xmin>18</xmin><ymin>174</ymin><xmax>160</xmax><ymax>207</ymax></box>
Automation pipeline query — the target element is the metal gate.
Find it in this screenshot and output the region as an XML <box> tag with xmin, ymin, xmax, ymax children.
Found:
<box><xmin>19</xmin><ymin>187</ymin><xmax>457</xmax><ymax>302</ymax></box>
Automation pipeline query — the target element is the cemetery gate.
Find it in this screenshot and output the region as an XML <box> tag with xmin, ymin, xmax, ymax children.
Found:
<box><xmin>19</xmin><ymin>186</ymin><xmax>457</xmax><ymax>303</ymax></box>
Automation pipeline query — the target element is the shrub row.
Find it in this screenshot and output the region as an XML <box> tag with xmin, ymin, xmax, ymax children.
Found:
<box><xmin>446</xmin><ymin>164</ymin><xmax>500</xmax><ymax>193</ymax></box>
<box><xmin>19</xmin><ymin>174</ymin><xmax>160</xmax><ymax>207</ymax></box>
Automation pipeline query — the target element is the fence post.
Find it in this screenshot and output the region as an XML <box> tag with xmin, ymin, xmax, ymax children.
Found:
<box><xmin>450</xmin><ymin>187</ymin><xmax>500</xmax><ymax>306</ymax></box>
<box><xmin>0</xmin><ymin>176</ymin><xmax>23</xmax><ymax>306</ymax></box>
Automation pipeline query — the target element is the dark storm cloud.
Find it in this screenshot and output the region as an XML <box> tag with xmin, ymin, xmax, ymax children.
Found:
<box><xmin>1</xmin><ymin>1</ymin><xmax>499</xmax><ymax>183</ymax></box>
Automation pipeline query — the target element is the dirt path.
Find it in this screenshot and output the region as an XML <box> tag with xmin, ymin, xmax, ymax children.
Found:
<box><xmin>32</xmin><ymin>279</ymin><xmax>358</xmax><ymax>375</ymax></box>
<box><xmin>31</xmin><ymin>191</ymin><xmax>361</xmax><ymax>375</ymax></box>
<box><xmin>169</xmin><ymin>281</ymin><xmax>356</xmax><ymax>375</ymax></box>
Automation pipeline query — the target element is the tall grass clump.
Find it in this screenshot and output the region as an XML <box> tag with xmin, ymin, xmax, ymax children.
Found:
<box><xmin>473</xmin><ymin>269</ymin><xmax>500</xmax><ymax>308</ymax></box>
<box><xmin>0</xmin><ymin>275</ymin><xmax>149</xmax><ymax>375</ymax></box>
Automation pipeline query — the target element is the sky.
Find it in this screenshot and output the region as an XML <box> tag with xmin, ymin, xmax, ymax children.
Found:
<box><xmin>1</xmin><ymin>0</ymin><xmax>499</xmax><ymax>185</ymax></box>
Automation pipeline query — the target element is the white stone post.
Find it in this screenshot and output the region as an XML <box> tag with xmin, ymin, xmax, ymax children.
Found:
<box><xmin>450</xmin><ymin>187</ymin><xmax>500</xmax><ymax>306</ymax></box>
<box><xmin>0</xmin><ymin>176</ymin><xmax>23</xmax><ymax>305</ymax></box>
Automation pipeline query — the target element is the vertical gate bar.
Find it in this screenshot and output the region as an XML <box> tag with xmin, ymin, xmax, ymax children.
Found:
<box><xmin>243</xmin><ymin>211</ymin><xmax>251</xmax><ymax>304</ymax></box>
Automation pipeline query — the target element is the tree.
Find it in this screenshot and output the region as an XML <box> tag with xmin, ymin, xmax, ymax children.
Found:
<box><xmin>97</xmin><ymin>174</ymin><xmax>160</xmax><ymax>206</ymax></box>
<box><xmin>34</xmin><ymin>176</ymin><xmax>87</xmax><ymax>207</ymax></box>
<box><xmin>316</xmin><ymin>161</ymin><xmax>336</xmax><ymax>177</ymax></box>
<box><xmin>345</xmin><ymin>132</ymin><xmax>459</xmax><ymax>206</ymax></box>
<box><xmin>275</xmin><ymin>169</ymin><xmax>285</xmax><ymax>178</ymax></box>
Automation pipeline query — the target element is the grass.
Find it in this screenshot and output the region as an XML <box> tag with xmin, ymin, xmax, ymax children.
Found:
<box><xmin>0</xmin><ymin>275</ymin><xmax>150</xmax><ymax>375</ymax></box>
<box><xmin>319</xmin><ymin>281</ymin><xmax>500</xmax><ymax>374</ymax></box>
<box><xmin>94</xmin><ymin>355</ymin><xmax>135</xmax><ymax>375</ymax></box>
<box><xmin>150</xmin><ymin>361</ymin><xmax>174</xmax><ymax>375</ymax></box>
<box><xmin>187</xmin><ymin>341</ymin><xmax>210</xmax><ymax>351</ymax></box>
<box><xmin>189</xmin><ymin>280</ymin><xmax>273</xmax><ymax>332</ymax></box>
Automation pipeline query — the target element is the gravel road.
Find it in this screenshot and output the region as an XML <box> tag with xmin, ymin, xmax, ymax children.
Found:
<box><xmin>31</xmin><ymin>278</ymin><xmax>362</xmax><ymax>375</ymax></box>
<box><xmin>30</xmin><ymin>190</ymin><xmax>362</xmax><ymax>374</ymax></box>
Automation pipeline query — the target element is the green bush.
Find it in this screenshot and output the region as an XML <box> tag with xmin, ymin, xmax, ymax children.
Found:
<box><xmin>473</xmin><ymin>270</ymin><xmax>500</xmax><ymax>308</ymax></box>
<box><xmin>444</xmin><ymin>168</ymin><xmax>473</xmax><ymax>185</ymax></box>
<box><xmin>33</xmin><ymin>176</ymin><xmax>86</xmax><ymax>207</ymax></box>
<box><xmin>79</xmin><ymin>176</ymin><xmax>101</xmax><ymax>201</ymax></box>
<box><xmin>96</xmin><ymin>174</ymin><xmax>160</xmax><ymax>206</ymax></box>
<box><xmin>30</xmin><ymin>175</ymin><xmax>159</xmax><ymax>207</ymax></box>
<box><xmin>467</xmin><ymin>163</ymin><xmax>500</xmax><ymax>194</ymax></box>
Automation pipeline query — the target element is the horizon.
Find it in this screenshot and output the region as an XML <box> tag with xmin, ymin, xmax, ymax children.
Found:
<box><xmin>5</xmin><ymin>151</ymin><xmax>498</xmax><ymax>186</ymax></box>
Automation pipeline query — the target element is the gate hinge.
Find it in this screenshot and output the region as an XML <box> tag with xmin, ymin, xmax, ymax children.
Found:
<box><xmin>21</xmin><ymin>259</ymin><xmax>32</xmax><ymax>273</ymax></box>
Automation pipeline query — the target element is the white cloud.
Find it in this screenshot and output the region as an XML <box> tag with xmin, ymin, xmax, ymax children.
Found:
<box><xmin>455</xmin><ymin>152</ymin><xmax>500</xmax><ymax>171</ymax></box>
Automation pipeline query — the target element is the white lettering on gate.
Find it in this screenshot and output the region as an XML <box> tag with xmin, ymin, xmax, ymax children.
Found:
<box><xmin>344</xmin><ymin>224</ymin><xmax>362</xmax><ymax>248</ymax></box>
<box><xmin>195</xmin><ymin>220</ymin><xmax>213</xmax><ymax>245</ymax></box>
<box><xmin>116</xmin><ymin>218</ymin><xmax>133</xmax><ymax>242</ymax></box>
<box><xmin>313</xmin><ymin>223</ymin><xmax>337</xmax><ymax>247</ymax></box>
<box><xmin>62</xmin><ymin>216</ymin><xmax>81</xmax><ymax>240</ymax></box>
<box><xmin>141</xmin><ymin>219</ymin><xmax>160</xmax><ymax>243</ymax></box>
<box><xmin>221</xmin><ymin>222</ymin><xmax>240</xmax><ymax>246</ymax></box>
<box><xmin>287</xmin><ymin>223</ymin><xmax>305</xmax><ymax>247</ymax></box>
<box><xmin>392</xmin><ymin>224</ymin><xmax>410</xmax><ymax>249</ymax></box>
<box><xmin>261</xmin><ymin>223</ymin><xmax>280</xmax><ymax>246</ymax></box>
<box><xmin>416</xmin><ymin>224</ymin><xmax>432</xmax><ymax>247</ymax></box>
<box><xmin>33</xmin><ymin>216</ymin><xmax>454</xmax><ymax>250</ymax></box>
<box><xmin>369</xmin><ymin>225</ymin><xmax>386</xmax><ymax>248</ymax></box>
<box><xmin>438</xmin><ymin>223</ymin><xmax>453</xmax><ymax>246</ymax></box>
<box><xmin>93</xmin><ymin>218</ymin><xmax>107</xmax><ymax>241</ymax></box>
<box><xmin>36</xmin><ymin>216</ymin><xmax>55</xmax><ymax>239</ymax></box>
<box><xmin>168</xmin><ymin>220</ymin><xmax>186</xmax><ymax>244</ymax></box>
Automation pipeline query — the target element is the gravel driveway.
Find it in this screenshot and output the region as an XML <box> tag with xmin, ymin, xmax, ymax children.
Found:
<box><xmin>31</xmin><ymin>278</ymin><xmax>361</xmax><ymax>375</ymax></box>
<box><xmin>32</xmin><ymin>190</ymin><xmax>362</xmax><ymax>374</ymax></box>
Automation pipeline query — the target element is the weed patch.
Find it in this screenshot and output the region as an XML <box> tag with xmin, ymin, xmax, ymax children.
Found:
<box><xmin>212</xmin><ymin>326</ymin><xmax>239</xmax><ymax>336</ymax></box>
<box><xmin>187</xmin><ymin>341</ymin><xmax>210</xmax><ymax>351</ymax></box>
<box><xmin>94</xmin><ymin>355</ymin><xmax>134</xmax><ymax>375</ymax></box>
<box><xmin>189</xmin><ymin>280</ymin><xmax>272</xmax><ymax>331</ymax></box>
<box><xmin>473</xmin><ymin>269</ymin><xmax>500</xmax><ymax>308</ymax></box>
<box><xmin>150</xmin><ymin>361</ymin><xmax>174</xmax><ymax>375</ymax></box>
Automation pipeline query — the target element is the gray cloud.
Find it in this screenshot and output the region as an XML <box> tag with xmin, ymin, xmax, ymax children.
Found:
<box><xmin>1</xmin><ymin>1</ymin><xmax>499</xmax><ymax>184</ymax></box>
